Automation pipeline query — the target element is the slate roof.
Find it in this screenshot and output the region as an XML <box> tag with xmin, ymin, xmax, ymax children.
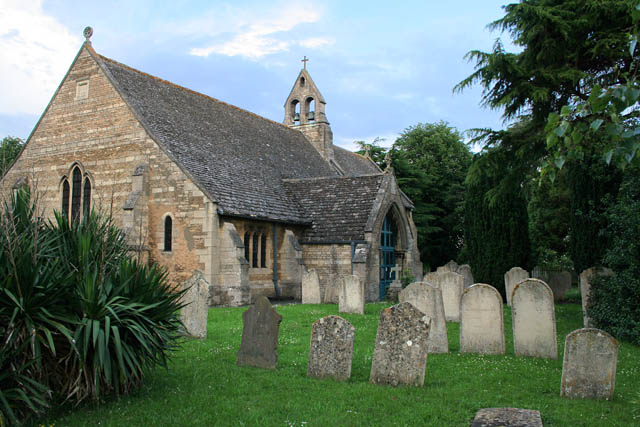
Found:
<box><xmin>283</xmin><ymin>175</ymin><xmax>384</xmax><ymax>243</ymax></box>
<box><xmin>91</xmin><ymin>48</ymin><xmax>390</xmax><ymax>237</ymax></box>
<box><xmin>334</xmin><ymin>146</ymin><xmax>380</xmax><ymax>176</ymax></box>
<box><xmin>97</xmin><ymin>53</ymin><xmax>339</xmax><ymax>224</ymax></box>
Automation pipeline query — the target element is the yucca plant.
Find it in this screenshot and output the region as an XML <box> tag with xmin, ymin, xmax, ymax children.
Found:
<box><xmin>1</xmin><ymin>189</ymin><xmax>186</xmax><ymax>423</ymax></box>
<box><xmin>0</xmin><ymin>189</ymin><xmax>73</xmax><ymax>424</ymax></box>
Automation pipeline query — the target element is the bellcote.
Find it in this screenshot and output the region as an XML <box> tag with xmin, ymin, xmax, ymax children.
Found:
<box><xmin>283</xmin><ymin>68</ymin><xmax>328</xmax><ymax>126</ymax></box>
<box><xmin>283</xmin><ymin>65</ymin><xmax>334</xmax><ymax>163</ymax></box>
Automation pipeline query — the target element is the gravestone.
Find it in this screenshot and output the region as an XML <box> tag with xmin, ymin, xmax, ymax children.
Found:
<box><xmin>301</xmin><ymin>269</ymin><xmax>321</xmax><ymax>304</ymax></box>
<box><xmin>307</xmin><ymin>315</ymin><xmax>355</xmax><ymax>381</ymax></box>
<box><xmin>548</xmin><ymin>271</ymin><xmax>572</xmax><ymax>302</ymax></box>
<box><xmin>561</xmin><ymin>328</ymin><xmax>618</xmax><ymax>400</ymax></box>
<box><xmin>512</xmin><ymin>279</ymin><xmax>557</xmax><ymax>359</ymax></box>
<box><xmin>338</xmin><ymin>275</ymin><xmax>365</xmax><ymax>314</ymax></box>
<box><xmin>369</xmin><ymin>302</ymin><xmax>431</xmax><ymax>387</ymax></box>
<box><xmin>437</xmin><ymin>260</ymin><xmax>459</xmax><ymax>273</ymax></box>
<box><xmin>460</xmin><ymin>284</ymin><xmax>505</xmax><ymax>355</ymax></box>
<box><xmin>399</xmin><ymin>282</ymin><xmax>448</xmax><ymax>353</ymax></box>
<box><xmin>236</xmin><ymin>296</ymin><xmax>282</xmax><ymax>369</ymax></box>
<box><xmin>580</xmin><ymin>267</ymin><xmax>614</xmax><ymax>327</ymax></box>
<box><xmin>504</xmin><ymin>267</ymin><xmax>530</xmax><ymax>306</ymax></box>
<box><xmin>471</xmin><ymin>408</ymin><xmax>543</xmax><ymax>427</ymax></box>
<box><xmin>458</xmin><ymin>264</ymin><xmax>474</xmax><ymax>289</ymax></box>
<box><xmin>423</xmin><ymin>271</ymin><xmax>438</xmax><ymax>284</ymax></box>
<box><xmin>428</xmin><ymin>271</ymin><xmax>464</xmax><ymax>322</ymax></box>
<box><xmin>323</xmin><ymin>273</ymin><xmax>340</xmax><ymax>304</ymax></box>
<box><xmin>180</xmin><ymin>270</ymin><xmax>210</xmax><ymax>339</ymax></box>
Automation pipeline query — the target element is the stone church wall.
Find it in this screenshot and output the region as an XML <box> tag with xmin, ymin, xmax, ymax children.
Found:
<box><xmin>301</xmin><ymin>244</ymin><xmax>353</xmax><ymax>302</ymax></box>
<box><xmin>0</xmin><ymin>46</ymin><xmax>214</xmax><ymax>290</ymax></box>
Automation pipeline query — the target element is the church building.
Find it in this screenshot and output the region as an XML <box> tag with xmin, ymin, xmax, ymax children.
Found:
<box><xmin>1</xmin><ymin>29</ymin><xmax>423</xmax><ymax>306</ymax></box>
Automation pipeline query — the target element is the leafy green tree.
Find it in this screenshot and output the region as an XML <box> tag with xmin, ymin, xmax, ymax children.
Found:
<box><xmin>392</xmin><ymin>122</ymin><xmax>472</xmax><ymax>269</ymax></box>
<box><xmin>589</xmin><ymin>169</ymin><xmax>640</xmax><ymax>344</ymax></box>
<box><xmin>527</xmin><ymin>167</ymin><xmax>571</xmax><ymax>269</ymax></box>
<box><xmin>0</xmin><ymin>136</ymin><xmax>24</xmax><ymax>177</ymax></box>
<box><xmin>464</xmin><ymin>150</ymin><xmax>531</xmax><ymax>297</ymax></box>
<box><xmin>456</xmin><ymin>0</ymin><xmax>636</xmax><ymax>274</ymax></box>
<box><xmin>354</xmin><ymin>137</ymin><xmax>389</xmax><ymax>169</ymax></box>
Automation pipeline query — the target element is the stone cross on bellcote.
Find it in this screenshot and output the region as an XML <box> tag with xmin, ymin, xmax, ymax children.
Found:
<box><xmin>301</xmin><ymin>56</ymin><xmax>309</xmax><ymax>69</ymax></box>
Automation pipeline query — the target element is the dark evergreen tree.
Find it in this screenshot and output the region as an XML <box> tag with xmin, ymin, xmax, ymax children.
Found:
<box><xmin>464</xmin><ymin>150</ymin><xmax>531</xmax><ymax>298</ymax></box>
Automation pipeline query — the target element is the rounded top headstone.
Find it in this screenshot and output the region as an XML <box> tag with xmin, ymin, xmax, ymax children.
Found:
<box><xmin>83</xmin><ymin>26</ymin><xmax>93</xmax><ymax>41</ymax></box>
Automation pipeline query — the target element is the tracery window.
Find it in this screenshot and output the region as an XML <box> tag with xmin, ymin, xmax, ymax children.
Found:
<box><xmin>60</xmin><ymin>163</ymin><xmax>92</xmax><ymax>222</ymax></box>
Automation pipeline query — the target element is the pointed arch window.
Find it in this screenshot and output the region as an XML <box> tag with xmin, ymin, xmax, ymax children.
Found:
<box><xmin>164</xmin><ymin>216</ymin><xmax>173</xmax><ymax>252</ymax></box>
<box><xmin>61</xmin><ymin>179</ymin><xmax>70</xmax><ymax>219</ymax></box>
<box><xmin>71</xmin><ymin>167</ymin><xmax>82</xmax><ymax>221</ymax></box>
<box><xmin>244</xmin><ymin>232</ymin><xmax>251</xmax><ymax>262</ymax></box>
<box><xmin>260</xmin><ymin>233</ymin><xmax>267</xmax><ymax>268</ymax></box>
<box><xmin>61</xmin><ymin>163</ymin><xmax>93</xmax><ymax>222</ymax></box>
<box><xmin>252</xmin><ymin>233</ymin><xmax>259</xmax><ymax>268</ymax></box>
<box><xmin>83</xmin><ymin>178</ymin><xmax>92</xmax><ymax>217</ymax></box>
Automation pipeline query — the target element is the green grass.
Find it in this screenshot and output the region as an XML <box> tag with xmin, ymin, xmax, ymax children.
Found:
<box><xmin>36</xmin><ymin>303</ymin><xmax>640</xmax><ymax>426</ymax></box>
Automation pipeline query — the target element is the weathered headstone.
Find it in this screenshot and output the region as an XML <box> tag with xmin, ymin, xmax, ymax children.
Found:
<box><xmin>460</xmin><ymin>284</ymin><xmax>505</xmax><ymax>355</ymax></box>
<box><xmin>399</xmin><ymin>282</ymin><xmax>448</xmax><ymax>353</ymax></box>
<box><xmin>301</xmin><ymin>269</ymin><xmax>321</xmax><ymax>304</ymax></box>
<box><xmin>427</xmin><ymin>271</ymin><xmax>464</xmax><ymax>322</ymax></box>
<box><xmin>323</xmin><ymin>273</ymin><xmax>340</xmax><ymax>304</ymax></box>
<box><xmin>512</xmin><ymin>279</ymin><xmax>557</xmax><ymax>359</ymax></box>
<box><xmin>458</xmin><ymin>264</ymin><xmax>474</xmax><ymax>289</ymax></box>
<box><xmin>423</xmin><ymin>271</ymin><xmax>438</xmax><ymax>284</ymax></box>
<box><xmin>307</xmin><ymin>315</ymin><xmax>355</xmax><ymax>381</ymax></box>
<box><xmin>580</xmin><ymin>267</ymin><xmax>614</xmax><ymax>327</ymax></box>
<box><xmin>369</xmin><ymin>302</ymin><xmax>431</xmax><ymax>387</ymax></box>
<box><xmin>504</xmin><ymin>267</ymin><xmax>530</xmax><ymax>306</ymax></box>
<box><xmin>338</xmin><ymin>275</ymin><xmax>365</xmax><ymax>314</ymax></box>
<box><xmin>561</xmin><ymin>328</ymin><xmax>618</xmax><ymax>400</ymax></box>
<box><xmin>471</xmin><ymin>408</ymin><xmax>543</xmax><ymax>427</ymax></box>
<box><xmin>180</xmin><ymin>270</ymin><xmax>210</xmax><ymax>339</ymax></box>
<box><xmin>437</xmin><ymin>259</ymin><xmax>459</xmax><ymax>273</ymax></box>
<box><xmin>236</xmin><ymin>296</ymin><xmax>282</xmax><ymax>369</ymax></box>
<box><xmin>548</xmin><ymin>271</ymin><xmax>572</xmax><ymax>302</ymax></box>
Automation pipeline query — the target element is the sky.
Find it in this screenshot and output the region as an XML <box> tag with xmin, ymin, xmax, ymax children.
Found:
<box><xmin>0</xmin><ymin>0</ymin><xmax>519</xmax><ymax>151</ymax></box>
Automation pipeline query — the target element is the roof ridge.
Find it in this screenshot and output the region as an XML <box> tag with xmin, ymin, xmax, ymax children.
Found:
<box><xmin>282</xmin><ymin>173</ymin><xmax>383</xmax><ymax>183</ymax></box>
<box><xmin>95</xmin><ymin>52</ymin><xmax>304</xmax><ymax>135</ymax></box>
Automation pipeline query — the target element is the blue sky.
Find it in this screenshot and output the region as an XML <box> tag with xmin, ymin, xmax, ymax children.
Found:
<box><xmin>0</xmin><ymin>0</ymin><xmax>517</xmax><ymax>151</ymax></box>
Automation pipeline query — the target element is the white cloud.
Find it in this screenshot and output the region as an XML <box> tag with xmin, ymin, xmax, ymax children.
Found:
<box><xmin>0</xmin><ymin>0</ymin><xmax>81</xmax><ymax>115</ymax></box>
<box><xmin>189</xmin><ymin>4</ymin><xmax>323</xmax><ymax>60</ymax></box>
<box><xmin>299</xmin><ymin>37</ymin><xmax>334</xmax><ymax>49</ymax></box>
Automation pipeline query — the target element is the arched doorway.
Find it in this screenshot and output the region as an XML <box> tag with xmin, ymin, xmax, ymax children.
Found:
<box><xmin>379</xmin><ymin>211</ymin><xmax>397</xmax><ymax>299</ymax></box>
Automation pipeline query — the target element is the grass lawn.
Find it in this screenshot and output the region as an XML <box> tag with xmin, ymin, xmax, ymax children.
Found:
<box><xmin>38</xmin><ymin>299</ymin><xmax>639</xmax><ymax>426</ymax></box>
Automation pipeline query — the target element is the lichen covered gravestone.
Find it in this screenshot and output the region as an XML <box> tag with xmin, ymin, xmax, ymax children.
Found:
<box><xmin>580</xmin><ymin>267</ymin><xmax>614</xmax><ymax>327</ymax></box>
<box><xmin>338</xmin><ymin>275</ymin><xmax>365</xmax><ymax>314</ymax></box>
<box><xmin>236</xmin><ymin>296</ymin><xmax>282</xmax><ymax>369</ymax></box>
<box><xmin>180</xmin><ymin>270</ymin><xmax>210</xmax><ymax>339</ymax></box>
<box><xmin>512</xmin><ymin>279</ymin><xmax>557</xmax><ymax>359</ymax></box>
<box><xmin>301</xmin><ymin>269</ymin><xmax>321</xmax><ymax>304</ymax></box>
<box><xmin>504</xmin><ymin>267</ymin><xmax>530</xmax><ymax>306</ymax></box>
<box><xmin>369</xmin><ymin>302</ymin><xmax>431</xmax><ymax>387</ymax></box>
<box><xmin>307</xmin><ymin>315</ymin><xmax>355</xmax><ymax>381</ymax></box>
<box><xmin>561</xmin><ymin>328</ymin><xmax>618</xmax><ymax>400</ymax></box>
<box><xmin>460</xmin><ymin>284</ymin><xmax>505</xmax><ymax>355</ymax></box>
<box><xmin>471</xmin><ymin>408</ymin><xmax>543</xmax><ymax>427</ymax></box>
<box><xmin>399</xmin><ymin>282</ymin><xmax>448</xmax><ymax>353</ymax></box>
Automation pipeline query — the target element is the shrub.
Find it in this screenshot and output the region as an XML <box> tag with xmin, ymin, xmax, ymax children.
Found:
<box><xmin>0</xmin><ymin>189</ymin><xmax>186</xmax><ymax>423</ymax></box>
<box><xmin>589</xmin><ymin>170</ymin><xmax>640</xmax><ymax>345</ymax></box>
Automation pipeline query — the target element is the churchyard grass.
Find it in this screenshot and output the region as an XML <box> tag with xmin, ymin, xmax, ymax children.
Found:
<box><xmin>38</xmin><ymin>300</ymin><xmax>640</xmax><ymax>426</ymax></box>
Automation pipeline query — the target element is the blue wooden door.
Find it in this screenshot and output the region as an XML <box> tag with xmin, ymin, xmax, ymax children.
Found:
<box><xmin>379</xmin><ymin>214</ymin><xmax>396</xmax><ymax>299</ymax></box>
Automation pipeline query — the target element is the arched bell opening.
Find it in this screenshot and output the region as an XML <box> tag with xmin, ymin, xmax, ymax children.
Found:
<box><xmin>290</xmin><ymin>100</ymin><xmax>301</xmax><ymax>125</ymax></box>
<box><xmin>305</xmin><ymin>97</ymin><xmax>316</xmax><ymax>122</ymax></box>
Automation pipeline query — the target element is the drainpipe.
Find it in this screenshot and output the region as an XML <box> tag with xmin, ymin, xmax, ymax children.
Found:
<box><xmin>350</xmin><ymin>240</ymin><xmax>356</xmax><ymax>274</ymax></box>
<box><xmin>272</xmin><ymin>223</ymin><xmax>281</xmax><ymax>297</ymax></box>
